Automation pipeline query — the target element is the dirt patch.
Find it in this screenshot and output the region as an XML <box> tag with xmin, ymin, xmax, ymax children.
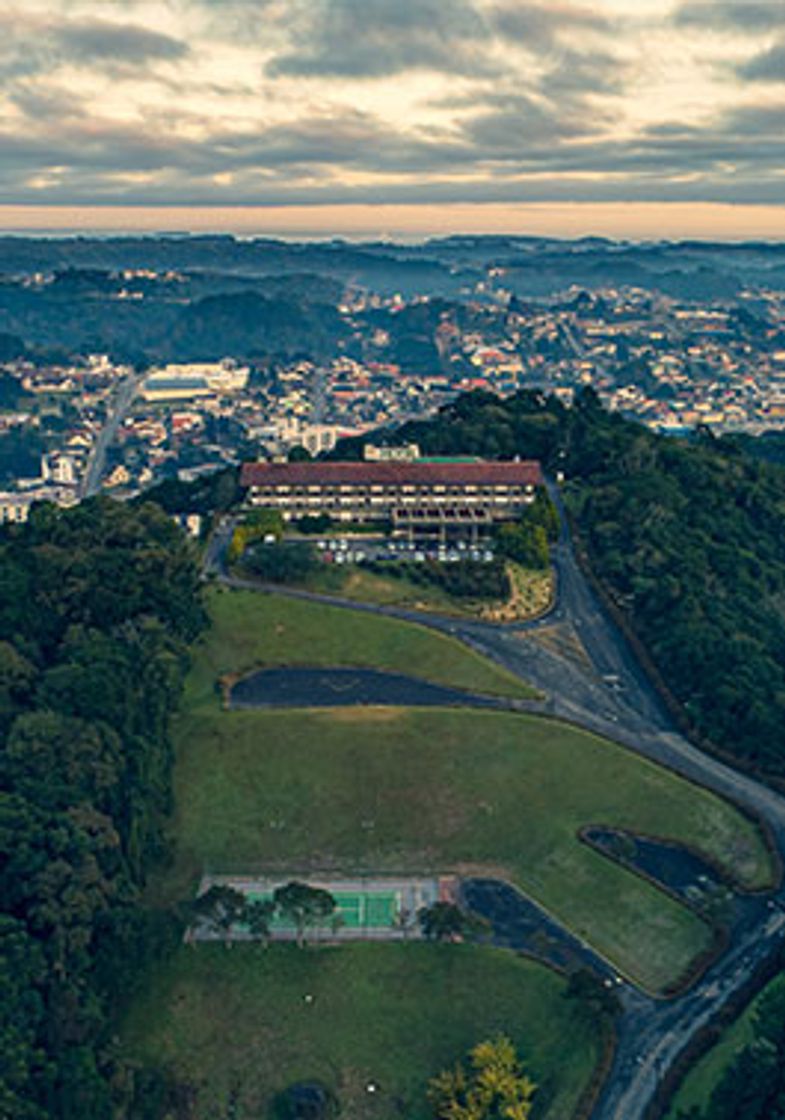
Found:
<box><xmin>320</xmin><ymin>707</ymin><xmax>406</xmax><ymax>724</ymax></box>
<box><xmin>480</xmin><ymin>563</ymin><xmax>554</xmax><ymax>623</ymax></box>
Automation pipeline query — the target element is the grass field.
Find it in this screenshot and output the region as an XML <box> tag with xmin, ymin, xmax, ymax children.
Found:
<box><xmin>167</xmin><ymin>698</ymin><xmax>773</xmax><ymax>991</ymax></box>
<box><xmin>122</xmin><ymin>943</ymin><xmax>600</xmax><ymax>1120</ymax></box>
<box><xmin>665</xmin><ymin>972</ymin><xmax>785</xmax><ymax>1117</ymax></box>
<box><xmin>187</xmin><ymin>587</ymin><xmax>538</xmax><ymax>705</ymax></box>
<box><xmin>262</xmin><ymin>559</ymin><xmax>554</xmax><ymax>622</ymax></box>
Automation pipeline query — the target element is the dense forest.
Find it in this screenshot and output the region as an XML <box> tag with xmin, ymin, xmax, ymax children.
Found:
<box><xmin>338</xmin><ymin>389</ymin><xmax>785</xmax><ymax>780</ymax></box>
<box><xmin>0</xmin><ymin>498</ymin><xmax>205</xmax><ymax>1118</ymax></box>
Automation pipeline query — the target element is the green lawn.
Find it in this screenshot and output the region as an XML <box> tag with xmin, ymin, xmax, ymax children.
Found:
<box><xmin>167</xmin><ymin>701</ymin><xmax>773</xmax><ymax>992</ymax></box>
<box><xmin>188</xmin><ymin>587</ymin><xmax>538</xmax><ymax>705</ymax></box>
<box><xmin>665</xmin><ymin>973</ymin><xmax>785</xmax><ymax>1117</ymax></box>
<box><xmin>244</xmin><ymin>559</ymin><xmax>554</xmax><ymax>623</ymax></box>
<box><xmin>122</xmin><ymin>943</ymin><xmax>600</xmax><ymax>1120</ymax></box>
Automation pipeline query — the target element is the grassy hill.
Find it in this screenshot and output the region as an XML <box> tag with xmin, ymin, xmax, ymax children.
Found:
<box><xmin>121</xmin><ymin>584</ymin><xmax>775</xmax><ymax>1118</ymax></box>
<box><xmin>187</xmin><ymin>588</ymin><xmax>539</xmax><ymax>705</ymax></box>
<box><xmin>163</xmin><ymin>590</ymin><xmax>773</xmax><ymax>993</ymax></box>
<box><xmin>123</xmin><ymin>944</ymin><xmax>599</xmax><ymax>1120</ymax></box>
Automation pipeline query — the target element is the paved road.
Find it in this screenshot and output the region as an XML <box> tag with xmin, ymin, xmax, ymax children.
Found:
<box><xmin>207</xmin><ymin>490</ymin><xmax>785</xmax><ymax>1120</ymax></box>
<box><xmin>78</xmin><ymin>369</ymin><xmax>143</xmax><ymax>498</ymax></box>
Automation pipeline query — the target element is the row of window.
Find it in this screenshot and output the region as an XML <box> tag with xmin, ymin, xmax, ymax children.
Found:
<box><xmin>252</xmin><ymin>483</ymin><xmax>534</xmax><ymax>496</ymax></box>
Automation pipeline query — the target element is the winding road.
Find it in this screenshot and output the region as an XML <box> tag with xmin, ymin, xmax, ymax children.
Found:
<box><xmin>205</xmin><ymin>486</ymin><xmax>785</xmax><ymax>1120</ymax></box>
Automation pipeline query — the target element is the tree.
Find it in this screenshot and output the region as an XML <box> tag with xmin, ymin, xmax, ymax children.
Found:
<box><xmin>0</xmin><ymin>496</ymin><xmax>205</xmax><ymax>1118</ymax></box>
<box><xmin>191</xmin><ymin>885</ymin><xmax>247</xmax><ymax>946</ymax></box>
<box><xmin>394</xmin><ymin>906</ymin><xmax>414</xmax><ymax>940</ymax></box>
<box><xmin>244</xmin><ymin>899</ymin><xmax>276</xmax><ymax>948</ymax></box>
<box><xmin>564</xmin><ymin>968</ymin><xmax>622</xmax><ymax>1025</ymax></box>
<box><xmin>418</xmin><ymin>901</ymin><xmax>490</xmax><ymax>943</ymax></box>
<box><xmin>428</xmin><ymin>1035</ymin><xmax>537</xmax><ymax>1120</ymax></box>
<box><xmin>245</xmin><ymin>541</ymin><xmax>318</xmax><ymax>585</ymax></box>
<box><xmin>272</xmin><ymin>882</ymin><xmax>336</xmax><ymax>948</ymax></box>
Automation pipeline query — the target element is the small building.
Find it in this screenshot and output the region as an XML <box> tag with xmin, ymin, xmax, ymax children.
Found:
<box><xmin>0</xmin><ymin>492</ymin><xmax>32</xmax><ymax>524</ymax></box>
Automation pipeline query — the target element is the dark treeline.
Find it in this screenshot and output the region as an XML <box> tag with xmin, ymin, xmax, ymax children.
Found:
<box><xmin>137</xmin><ymin>464</ymin><xmax>241</xmax><ymax>519</ymax></box>
<box><xmin>0</xmin><ymin>498</ymin><xmax>205</xmax><ymax>1118</ymax></box>
<box><xmin>678</xmin><ymin>979</ymin><xmax>785</xmax><ymax>1119</ymax></box>
<box><xmin>337</xmin><ymin>389</ymin><xmax>785</xmax><ymax>779</ymax></box>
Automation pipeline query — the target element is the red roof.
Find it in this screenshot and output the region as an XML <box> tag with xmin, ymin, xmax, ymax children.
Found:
<box><xmin>241</xmin><ymin>459</ymin><xmax>542</xmax><ymax>488</ymax></box>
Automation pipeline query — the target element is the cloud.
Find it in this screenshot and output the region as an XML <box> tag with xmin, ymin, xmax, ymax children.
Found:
<box><xmin>267</xmin><ymin>0</ymin><xmax>616</xmax><ymax>80</ymax></box>
<box><xmin>0</xmin><ymin>11</ymin><xmax>189</xmax><ymax>88</ymax></box>
<box><xmin>540</xmin><ymin>48</ymin><xmax>627</xmax><ymax>101</ymax></box>
<box><xmin>268</xmin><ymin>0</ymin><xmax>496</xmax><ymax>78</ymax></box>
<box><xmin>738</xmin><ymin>41</ymin><xmax>785</xmax><ymax>81</ymax></box>
<box><xmin>459</xmin><ymin>93</ymin><xmax>597</xmax><ymax>151</ymax></box>
<box><xmin>0</xmin><ymin>0</ymin><xmax>781</xmax><ymax>214</ymax></box>
<box><xmin>55</xmin><ymin>19</ymin><xmax>189</xmax><ymax>63</ymax></box>
<box><xmin>489</xmin><ymin>2</ymin><xmax>609</xmax><ymax>48</ymax></box>
<box><xmin>674</xmin><ymin>2</ymin><xmax>785</xmax><ymax>33</ymax></box>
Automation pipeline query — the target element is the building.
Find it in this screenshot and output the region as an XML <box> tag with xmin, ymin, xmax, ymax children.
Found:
<box><xmin>41</xmin><ymin>452</ymin><xmax>77</xmax><ymax>486</ymax></box>
<box><xmin>364</xmin><ymin>443</ymin><xmax>421</xmax><ymax>462</ymax></box>
<box><xmin>141</xmin><ymin>360</ymin><xmax>250</xmax><ymax>402</ymax></box>
<box><xmin>0</xmin><ymin>486</ymin><xmax>78</xmax><ymax>525</ymax></box>
<box><xmin>0</xmin><ymin>492</ymin><xmax>32</xmax><ymax>524</ymax></box>
<box><xmin>241</xmin><ymin>458</ymin><xmax>542</xmax><ymax>538</ymax></box>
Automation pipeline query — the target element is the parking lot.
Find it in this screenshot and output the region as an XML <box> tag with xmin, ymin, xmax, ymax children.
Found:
<box><xmin>313</xmin><ymin>537</ymin><xmax>497</xmax><ymax>565</ymax></box>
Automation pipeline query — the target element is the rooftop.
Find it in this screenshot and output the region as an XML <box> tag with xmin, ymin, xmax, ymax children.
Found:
<box><xmin>241</xmin><ymin>459</ymin><xmax>542</xmax><ymax>488</ymax></box>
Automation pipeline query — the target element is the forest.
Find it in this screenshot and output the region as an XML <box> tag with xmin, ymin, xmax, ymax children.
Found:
<box><xmin>0</xmin><ymin>498</ymin><xmax>205</xmax><ymax>1119</ymax></box>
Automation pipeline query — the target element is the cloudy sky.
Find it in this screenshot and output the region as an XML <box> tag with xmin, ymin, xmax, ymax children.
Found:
<box><xmin>2</xmin><ymin>0</ymin><xmax>785</xmax><ymax>237</ymax></box>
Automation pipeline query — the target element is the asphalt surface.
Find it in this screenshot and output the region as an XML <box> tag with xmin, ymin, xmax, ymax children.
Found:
<box><xmin>78</xmin><ymin>369</ymin><xmax>143</xmax><ymax>498</ymax></box>
<box><xmin>229</xmin><ymin>665</ymin><xmax>531</xmax><ymax>711</ymax></box>
<box><xmin>206</xmin><ymin>490</ymin><xmax>785</xmax><ymax>1120</ymax></box>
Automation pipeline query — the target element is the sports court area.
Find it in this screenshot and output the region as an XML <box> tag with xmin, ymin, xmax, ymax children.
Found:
<box><xmin>194</xmin><ymin>874</ymin><xmax>458</xmax><ymax>941</ymax></box>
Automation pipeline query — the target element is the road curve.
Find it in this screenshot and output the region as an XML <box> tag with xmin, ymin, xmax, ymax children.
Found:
<box><xmin>206</xmin><ymin>489</ymin><xmax>785</xmax><ymax>1120</ymax></box>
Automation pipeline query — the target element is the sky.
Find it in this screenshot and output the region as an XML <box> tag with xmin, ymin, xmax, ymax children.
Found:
<box><xmin>2</xmin><ymin>0</ymin><xmax>785</xmax><ymax>239</ymax></box>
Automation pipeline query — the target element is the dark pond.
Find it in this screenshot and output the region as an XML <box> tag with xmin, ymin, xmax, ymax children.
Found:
<box><xmin>584</xmin><ymin>826</ymin><xmax>732</xmax><ymax>910</ymax></box>
<box><xmin>230</xmin><ymin>667</ymin><xmax>508</xmax><ymax>710</ymax></box>
<box><xmin>585</xmin><ymin>827</ymin><xmax>780</xmax><ymax>944</ymax></box>
<box><xmin>461</xmin><ymin>877</ymin><xmax>620</xmax><ymax>980</ymax></box>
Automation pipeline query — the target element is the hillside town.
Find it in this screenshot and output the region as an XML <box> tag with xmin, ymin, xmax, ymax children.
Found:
<box><xmin>1</xmin><ymin>280</ymin><xmax>785</xmax><ymax>522</ymax></box>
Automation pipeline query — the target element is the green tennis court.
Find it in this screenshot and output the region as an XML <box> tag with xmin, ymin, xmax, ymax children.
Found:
<box><xmin>245</xmin><ymin>888</ymin><xmax>400</xmax><ymax>931</ymax></box>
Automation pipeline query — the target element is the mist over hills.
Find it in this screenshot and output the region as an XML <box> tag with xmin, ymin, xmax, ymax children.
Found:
<box><xmin>1</xmin><ymin>233</ymin><xmax>784</xmax><ymax>365</ymax></box>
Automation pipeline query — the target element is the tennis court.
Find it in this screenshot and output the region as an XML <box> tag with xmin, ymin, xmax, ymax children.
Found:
<box><xmin>193</xmin><ymin>874</ymin><xmax>449</xmax><ymax>942</ymax></box>
<box><xmin>245</xmin><ymin>888</ymin><xmax>400</xmax><ymax>931</ymax></box>
<box><xmin>333</xmin><ymin>890</ymin><xmax>399</xmax><ymax>929</ymax></box>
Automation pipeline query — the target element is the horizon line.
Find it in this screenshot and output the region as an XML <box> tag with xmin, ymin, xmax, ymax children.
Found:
<box><xmin>3</xmin><ymin>201</ymin><xmax>785</xmax><ymax>241</ymax></box>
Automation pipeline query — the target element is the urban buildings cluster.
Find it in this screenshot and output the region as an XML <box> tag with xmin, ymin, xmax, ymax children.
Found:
<box><xmin>1</xmin><ymin>281</ymin><xmax>784</xmax><ymax>522</ymax></box>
